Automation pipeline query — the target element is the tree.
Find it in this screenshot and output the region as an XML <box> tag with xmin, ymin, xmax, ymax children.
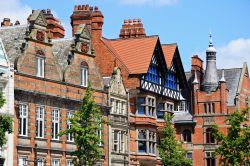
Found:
<box><xmin>211</xmin><ymin>108</ymin><xmax>250</xmax><ymax>166</ymax></box>
<box><xmin>158</xmin><ymin>114</ymin><xmax>192</xmax><ymax>166</ymax></box>
<box><xmin>60</xmin><ymin>85</ymin><xmax>103</xmax><ymax>166</ymax></box>
<box><xmin>0</xmin><ymin>92</ymin><xmax>13</xmax><ymax>149</ymax></box>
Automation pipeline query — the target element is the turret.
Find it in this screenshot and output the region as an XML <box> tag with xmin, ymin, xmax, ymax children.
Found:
<box><xmin>202</xmin><ymin>33</ymin><xmax>218</xmax><ymax>92</ymax></box>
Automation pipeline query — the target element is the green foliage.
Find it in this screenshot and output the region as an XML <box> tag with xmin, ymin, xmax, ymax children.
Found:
<box><xmin>0</xmin><ymin>91</ymin><xmax>13</xmax><ymax>148</ymax></box>
<box><xmin>158</xmin><ymin>113</ymin><xmax>192</xmax><ymax>166</ymax></box>
<box><xmin>211</xmin><ymin>108</ymin><xmax>250</xmax><ymax>166</ymax></box>
<box><xmin>59</xmin><ymin>84</ymin><xmax>103</xmax><ymax>166</ymax></box>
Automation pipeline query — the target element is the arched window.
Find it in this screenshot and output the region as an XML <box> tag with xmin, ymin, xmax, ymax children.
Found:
<box><xmin>80</xmin><ymin>61</ymin><xmax>88</xmax><ymax>87</ymax></box>
<box><xmin>206</xmin><ymin>128</ymin><xmax>215</xmax><ymax>144</ymax></box>
<box><xmin>182</xmin><ymin>129</ymin><xmax>192</xmax><ymax>143</ymax></box>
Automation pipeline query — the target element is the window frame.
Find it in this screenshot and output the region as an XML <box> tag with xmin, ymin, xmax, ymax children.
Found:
<box><xmin>36</xmin><ymin>56</ymin><xmax>45</xmax><ymax>78</ymax></box>
<box><xmin>182</xmin><ymin>129</ymin><xmax>192</xmax><ymax>143</ymax></box>
<box><xmin>137</xmin><ymin>129</ymin><xmax>156</xmax><ymax>154</ymax></box>
<box><xmin>112</xmin><ymin>130</ymin><xmax>126</xmax><ymax>153</ymax></box>
<box><xmin>137</xmin><ymin>96</ymin><xmax>156</xmax><ymax>117</ymax></box>
<box><xmin>205</xmin><ymin>151</ymin><xmax>216</xmax><ymax>166</ymax></box>
<box><xmin>51</xmin><ymin>159</ymin><xmax>60</xmax><ymax>166</ymax></box>
<box><xmin>81</xmin><ymin>67</ymin><xmax>88</xmax><ymax>87</ymax></box>
<box><xmin>19</xmin><ymin>104</ymin><xmax>28</xmax><ymax>136</ymax></box>
<box><xmin>66</xmin><ymin>111</ymin><xmax>74</xmax><ymax>142</ymax></box>
<box><xmin>52</xmin><ymin>108</ymin><xmax>60</xmax><ymax>140</ymax></box>
<box><xmin>36</xmin><ymin>106</ymin><xmax>45</xmax><ymax>138</ymax></box>
<box><xmin>18</xmin><ymin>156</ymin><xmax>28</xmax><ymax>166</ymax></box>
<box><xmin>205</xmin><ymin>128</ymin><xmax>215</xmax><ymax>144</ymax></box>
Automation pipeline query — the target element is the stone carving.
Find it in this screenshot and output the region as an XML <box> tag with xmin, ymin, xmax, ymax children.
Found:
<box><xmin>36</xmin><ymin>31</ymin><xmax>45</xmax><ymax>42</ymax></box>
<box><xmin>80</xmin><ymin>42</ymin><xmax>89</xmax><ymax>53</ymax></box>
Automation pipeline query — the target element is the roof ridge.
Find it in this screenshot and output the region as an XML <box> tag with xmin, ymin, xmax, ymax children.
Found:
<box><xmin>107</xmin><ymin>35</ymin><xmax>158</xmax><ymax>41</ymax></box>
<box><xmin>162</xmin><ymin>43</ymin><xmax>177</xmax><ymax>46</ymax></box>
<box><xmin>0</xmin><ymin>24</ymin><xmax>27</xmax><ymax>30</ymax></box>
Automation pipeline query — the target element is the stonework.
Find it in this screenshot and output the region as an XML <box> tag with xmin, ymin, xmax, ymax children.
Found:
<box><xmin>0</xmin><ymin>4</ymin><xmax>249</xmax><ymax>166</ymax></box>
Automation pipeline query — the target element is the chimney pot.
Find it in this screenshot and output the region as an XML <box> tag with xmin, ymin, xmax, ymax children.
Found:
<box><xmin>74</xmin><ymin>5</ymin><xmax>78</xmax><ymax>11</ymax></box>
<box><xmin>90</xmin><ymin>6</ymin><xmax>93</xmax><ymax>11</ymax></box>
<box><xmin>94</xmin><ymin>6</ymin><xmax>99</xmax><ymax>11</ymax></box>
<box><xmin>15</xmin><ymin>20</ymin><xmax>20</xmax><ymax>25</ymax></box>
<box><xmin>78</xmin><ymin>5</ymin><xmax>81</xmax><ymax>10</ymax></box>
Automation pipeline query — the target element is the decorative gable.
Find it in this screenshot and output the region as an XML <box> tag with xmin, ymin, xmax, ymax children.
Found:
<box><xmin>27</xmin><ymin>10</ymin><xmax>49</xmax><ymax>43</ymax></box>
<box><xmin>73</xmin><ymin>24</ymin><xmax>92</xmax><ymax>55</ymax></box>
<box><xmin>109</xmin><ymin>67</ymin><xmax>126</xmax><ymax>96</ymax></box>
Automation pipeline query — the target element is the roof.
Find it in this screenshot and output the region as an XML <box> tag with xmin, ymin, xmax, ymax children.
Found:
<box><xmin>52</xmin><ymin>38</ymin><xmax>73</xmax><ymax>70</ymax></box>
<box><xmin>173</xmin><ymin>111</ymin><xmax>194</xmax><ymax>124</ymax></box>
<box><xmin>102</xmin><ymin>36</ymin><xmax>159</xmax><ymax>74</ymax></box>
<box><xmin>185</xmin><ymin>68</ymin><xmax>242</xmax><ymax>106</ymax></box>
<box><xmin>0</xmin><ymin>25</ymin><xmax>26</xmax><ymax>63</ymax></box>
<box><xmin>162</xmin><ymin>44</ymin><xmax>176</xmax><ymax>68</ymax></box>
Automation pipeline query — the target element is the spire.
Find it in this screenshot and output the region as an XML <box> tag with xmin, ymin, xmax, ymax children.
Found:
<box><xmin>192</xmin><ymin>70</ymin><xmax>199</xmax><ymax>84</ymax></box>
<box><xmin>209</xmin><ymin>32</ymin><xmax>213</xmax><ymax>47</ymax></box>
<box><xmin>220</xmin><ymin>69</ymin><xmax>226</xmax><ymax>82</ymax></box>
<box><xmin>202</xmin><ymin>33</ymin><xmax>218</xmax><ymax>92</ymax></box>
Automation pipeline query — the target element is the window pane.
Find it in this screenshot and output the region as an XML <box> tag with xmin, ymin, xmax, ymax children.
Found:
<box><xmin>138</xmin><ymin>141</ymin><xmax>146</xmax><ymax>153</ymax></box>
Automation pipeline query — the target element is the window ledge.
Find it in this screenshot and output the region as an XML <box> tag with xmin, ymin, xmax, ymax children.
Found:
<box><xmin>18</xmin><ymin>135</ymin><xmax>31</xmax><ymax>139</ymax></box>
<box><xmin>51</xmin><ymin>139</ymin><xmax>62</xmax><ymax>143</ymax></box>
<box><xmin>35</xmin><ymin>137</ymin><xmax>47</xmax><ymax>141</ymax></box>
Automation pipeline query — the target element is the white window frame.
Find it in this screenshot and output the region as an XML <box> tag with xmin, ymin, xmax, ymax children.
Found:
<box><xmin>52</xmin><ymin>108</ymin><xmax>60</xmax><ymax>140</ymax></box>
<box><xmin>137</xmin><ymin>129</ymin><xmax>156</xmax><ymax>154</ymax></box>
<box><xmin>113</xmin><ymin>130</ymin><xmax>126</xmax><ymax>153</ymax></box>
<box><xmin>67</xmin><ymin>160</ymin><xmax>74</xmax><ymax>166</ymax></box>
<box><xmin>18</xmin><ymin>156</ymin><xmax>28</xmax><ymax>166</ymax></box>
<box><xmin>81</xmin><ymin>67</ymin><xmax>88</xmax><ymax>87</ymax></box>
<box><xmin>52</xmin><ymin>159</ymin><xmax>60</xmax><ymax>166</ymax></box>
<box><xmin>36</xmin><ymin>106</ymin><xmax>45</xmax><ymax>138</ymax></box>
<box><xmin>166</xmin><ymin>102</ymin><xmax>174</xmax><ymax>112</ymax></box>
<box><xmin>19</xmin><ymin>104</ymin><xmax>28</xmax><ymax>136</ymax></box>
<box><xmin>177</xmin><ymin>101</ymin><xmax>186</xmax><ymax>112</ymax></box>
<box><xmin>111</xmin><ymin>98</ymin><xmax>127</xmax><ymax>115</ymax></box>
<box><xmin>147</xmin><ymin>97</ymin><xmax>155</xmax><ymax>117</ymax></box>
<box><xmin>97</xmin><ymin>123</ymin><xmax>102</xmax><ymax>146</ymax></box>
<box><xmin>36</xmin><ymin>56</ymin><xmax>45</xmax><ymax>78</ymax></box>
<box><xmin>37</xmin><ymin>158</ymin><xmax>45</xmax><ymax>166</ymax></box>
<box><xmin>67</xmin><ymin>112</ymin><xmax>74</xmax><ymax>142</ymax></box>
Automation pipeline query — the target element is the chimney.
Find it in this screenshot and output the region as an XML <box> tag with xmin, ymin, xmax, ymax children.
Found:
<box><xmin>1</xmin><ymin>18</ymin><xmax>13</xmax><ymax>27</ymax></box>
<box><xmin>43</xmin><ymin>9</ymin><xmax>65</xmax><ymax>39</ymax></box>
<box><xmin>71</xmin><ymin>5</ymin><xmax>103</xmax><ymax>43</ymax></box>
<box><xmin>191</xmin><ymin>55</ymin><xmax>203</xmax><ymax>84</ymax></box>
<box><xmin>14</xmin><ymin>20</ymin><xmax>20</xmax><ymax>26</ymax></box>
<box><xmin>119</xmin><ymin>18</ymin><xmax>146</xmax><ymax>38</ymax></box>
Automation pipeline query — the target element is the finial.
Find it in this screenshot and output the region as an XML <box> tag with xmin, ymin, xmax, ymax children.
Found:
<box><xmin>209</xmin><ymin>32</ymin><xmax>213</xmax><ymax>47</ymax></box>
<box><xmin>220</xmin><ymin>69</ymin><xmax>226</xmax><ymax>82</ymax></box>
<box><xmin>192</xmin><ymin>70</ymin><xmax>199</xmax><ymax>84</ymax></box>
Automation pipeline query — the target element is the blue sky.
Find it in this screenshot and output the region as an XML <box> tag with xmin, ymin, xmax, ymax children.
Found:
<box><xmin>0</xmin><ymin>0</ymin><xmax>250</xmax><ymax>71</ymax></box>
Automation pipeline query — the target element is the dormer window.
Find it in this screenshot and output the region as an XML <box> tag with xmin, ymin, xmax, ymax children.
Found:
<box><xmin>36</xmin><ymin>57</ymin><xmax>44</xmax><ymax>77</ymax></box>
<box><xmin>80</xmin><ymin>61</ymin><xmax>88</xmax><ymax>87</ymax></box>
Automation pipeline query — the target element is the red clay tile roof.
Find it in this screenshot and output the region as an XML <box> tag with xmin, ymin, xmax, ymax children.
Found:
<box><xmin>162</xmin><ymin>44</ymin><xmax>177</xmax><ymax>69</ymax></box>
<box><xmin>102</xmin><ymin>36</ymin><xmax>158</xmax><ymax>74</ymax></box>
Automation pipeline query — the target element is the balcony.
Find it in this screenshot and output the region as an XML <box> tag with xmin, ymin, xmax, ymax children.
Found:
<box><xmin>140</xmin><ymin>79</ymin><xmax>180</xmax><ymax>100</ymax></box>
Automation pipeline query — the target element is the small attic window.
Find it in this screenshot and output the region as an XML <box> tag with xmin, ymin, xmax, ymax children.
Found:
<box><xmin>81</xmin><ymin>61</ymin><xmax>88</xmax><ymax>87</ymax></box>
<box><xmin>36</xmin><ymin>50</ymin><xmax>45</xmax><ymax>78</ymax></box>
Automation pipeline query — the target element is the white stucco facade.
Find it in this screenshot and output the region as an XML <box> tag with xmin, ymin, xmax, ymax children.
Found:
<box><xmin>0</xmin><ymin>38</ymin><xmax>14</xmax><ymax>166</ymax></box>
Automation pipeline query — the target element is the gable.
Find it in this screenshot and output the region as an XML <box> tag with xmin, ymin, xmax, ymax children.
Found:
<box><xmin>109</xmin><ymin>67</ymin><xmax>127</xmax><ymax>96</ymax></box>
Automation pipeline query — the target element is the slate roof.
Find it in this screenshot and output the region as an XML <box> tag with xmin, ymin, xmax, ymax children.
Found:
<box><xmin>0</xmin><ymin>25</ymin><xmax>26</xmax><ymax>63</ymax></box>
<box><xmin>52</xmin><ymin>38</ymin><xmax>73</xmax><ymax>70</ymax></box>
<box><xmin>162</xmin><ymin>44</ymin><xmax>176</xmax><ymax>68</ymax></box>
<box><xmin>185</xmin><ymin>68</ymin><xmax>242</xmax><ymax>106</ymax></box>
<box><xmin>102</xmin><ymin>36</ymin><xmax>159</xmax><ymax>74</ymax></box>
<box><xmin>173</xmin><ymin>111</ymin><xmax>194</xmax><ymax>123</ymax></box>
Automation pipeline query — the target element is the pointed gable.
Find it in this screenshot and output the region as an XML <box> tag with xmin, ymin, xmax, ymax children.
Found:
<box><xmin>28</xmin><ymin>10</ymin><xmax>47</xmax><ymax>28</ymax></box>
<box><xmin>109</xmin><ymin>67</ymin><xmax>127</xmax><ymax>96</ymax></box>
<box><xmin>162</xmin><ymin>44</ymin><xmax>188</xmax><ymax>89</ymax></box>
<box><xmin>103</xmin><ymin>36</ymin><xmax>158</xmax><ymax>74</ymax></box>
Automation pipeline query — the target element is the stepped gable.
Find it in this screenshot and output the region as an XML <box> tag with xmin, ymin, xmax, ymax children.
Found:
<box><xmin>102</xmin><ymin>36</ymin><xmax>159</xmax><ymax>74</ymax></box>
<box><xmin>162</xmin><ymin>44</ymin><xmax>176</xmax><ymax>68</ymax></box>
<box><xmin>0</xmin><ymin>25</ymin><xmax>26</xmax><ymax>63</ymax></box>
<box><xmin>185</xmin><ymin>68</ymin><xmax>242</xmax><ymax>106</ymax></box>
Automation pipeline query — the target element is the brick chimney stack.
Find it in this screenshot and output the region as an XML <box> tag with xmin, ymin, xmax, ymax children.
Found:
<box><xmin>42</xmin><ymin>9</ymin><xmax>65</xmax><ymax>39</ymax></box>
<box><xmin>191</xmin><ymin>55</ymin><xmax>204</xmax><ymax>85</ymax></box>
<box><xmin>71</xmin><ymin>5</ymin><xmax>104</xmax><ymax>37</ymax></box>
<box><xmin>119</xmin><ymin>18</ymin><xmax>146</xmax><ymax>38</ymax></box>
<box><xmin>1</xmin><ymin>18</ymin><xmax>13</xmax><ymax>27</ymax></box>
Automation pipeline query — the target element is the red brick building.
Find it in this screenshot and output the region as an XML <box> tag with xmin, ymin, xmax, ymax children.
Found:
<box><xmin>0</xmin><ymin>4</ymin><xmax>249</xmax><ymax>166</ymax></box>
<box><xmin>183</xmin><ymin>34</ymin><xmax>250</xmax><ymax>166</ymax></box>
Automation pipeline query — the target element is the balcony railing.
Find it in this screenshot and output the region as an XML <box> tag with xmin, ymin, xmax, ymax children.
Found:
<box><xmin>140</xmin><ymin>79</ymin><xmax>180</xmax><ymax>100</ymax></box>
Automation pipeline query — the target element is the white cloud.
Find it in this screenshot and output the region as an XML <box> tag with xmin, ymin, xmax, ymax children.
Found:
<box><xmin>216</xmin><ymin>38</ymin><xmax>250</xmax><ymax>69</ymax></box>
<box><xmin>194</xmin><ymin>38</ymin><xmax>250</xmax><ymax>69</ymax></box>
<box><xmin>120</xmin><ymin>0</ymin><xmax>177</xmax><ymax>6</ymax></box>
<box><xmin>0</xmin><ymin>0</ymin><xmax>32</xmax><ymax>25</ymax></box>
